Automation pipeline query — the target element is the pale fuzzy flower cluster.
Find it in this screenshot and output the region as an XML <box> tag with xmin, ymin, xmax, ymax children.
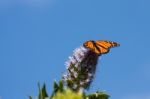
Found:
<box><xmin>65</xmin><ymin>46</ymin><xmax>89</xmax><ymax>69</ymax></box>
<box><xmin>63</xmin><ymin>46</ymin><xmax>99</xmax><ymax>91</ymax></box>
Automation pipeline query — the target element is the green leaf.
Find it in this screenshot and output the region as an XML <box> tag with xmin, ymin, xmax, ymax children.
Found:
<box><xmin>38</xmin><ymin>83</ymin><xmax>42</xmax><ymax>99</ymax></box>
<box><xmin>50</xmin><ymin>80</ymin><xmax>65</xmax><ymax>98</ymax></box>
<box><xmin>58</xmin><ymin>80</ymin><xmax>64</xmax><ymax>92</ymax></box>
<box><xmin>41</xmin><ymin>84</ymin><xmax>49</xmax><ymax>97</ymax></box>
<box><xmin>29</xmin><ymin>96</ymin><xmax>32</xmax><ymax>99</ymax></box>
<box><xmin>50</xmin><ymin>81</ymin><xmax>59</xmax><ymax>98</ymax></box>
<box><xmin>86</xmin><ymin>92</ymin><xmax>109</xmax><ymax>99</ymax></box>
<box><xmin>54</xmin><ymin>81</ymin><xmax>59</xmax><ymax>92</ymax></box>
<box><xmin>38</xmin><ymin>83</ymin><xmax>49</xmax><ymax>99</ymax></box>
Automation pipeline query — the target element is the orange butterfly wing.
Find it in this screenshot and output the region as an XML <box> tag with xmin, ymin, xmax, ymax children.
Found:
<box><xmin>83</xmin><ymin>40</ymin><xmax>99</xmax><ymax>54</ymax></box>
<box><xmin>95</xmin><ymin>40</ymin><xmax>120</xmax><ymax>54</ymax></box>
<box><xmin>83</xmin><ymin>40</ymin><xmax>120</xmax><ymax>55</ymax></box>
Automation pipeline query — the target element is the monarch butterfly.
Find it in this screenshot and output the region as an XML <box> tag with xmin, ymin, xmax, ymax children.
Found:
<box><xmin>83</xmin><ymin>40</ymin><xmax>120</xmax><ymax>56</ymax></box>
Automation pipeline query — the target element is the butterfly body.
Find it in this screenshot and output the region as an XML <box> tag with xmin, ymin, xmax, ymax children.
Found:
<box><xmin>83</xmin><ymin>40</ymin><xmax>120</xmax><ymax>56</ymax></box>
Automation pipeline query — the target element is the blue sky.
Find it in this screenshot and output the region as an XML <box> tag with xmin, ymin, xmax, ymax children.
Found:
<box><xmin>0</xmin><ymin>0</ymin><xmax>150</xmax><ymax>99</ymax></box>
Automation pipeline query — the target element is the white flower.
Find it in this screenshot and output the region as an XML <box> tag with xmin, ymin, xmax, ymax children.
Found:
<box><xmin>62</xmin><ymin>46</ymin><xmax>99</xmax><ymax>91</ymax></box>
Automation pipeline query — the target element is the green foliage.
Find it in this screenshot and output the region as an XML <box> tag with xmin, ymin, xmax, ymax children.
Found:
<box><xmin>86</xmin><ymin>92</ymin><xmax>109</xmax><ymax>99</ymax></box>
<box><xmin>50</xmin><ymin>80</ymin><xmax>64</xmax><ymax>98</ymax></box>
<box><xmin>29</xmin><ymin>83</ymin><xmax>49</xmax><ymax>99</ymax></box>
<box><xmin>29</xmin><ymin>96</ymin><xmax>32</xmax><ymax>99</ymax></box>
<box><xmin>38</xmin><ymin>83</ymin><xmax>49</xmax><ymax>99</ymax></box>
<box><xmin>52</xmin><ymin>89</ymin><xmax>83</xmax><ymax>99</ymax></box>
<box><xmin>30</xmin><ymin>81</ymin><xmax>109</xmax><ymax>99</ymax></box>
